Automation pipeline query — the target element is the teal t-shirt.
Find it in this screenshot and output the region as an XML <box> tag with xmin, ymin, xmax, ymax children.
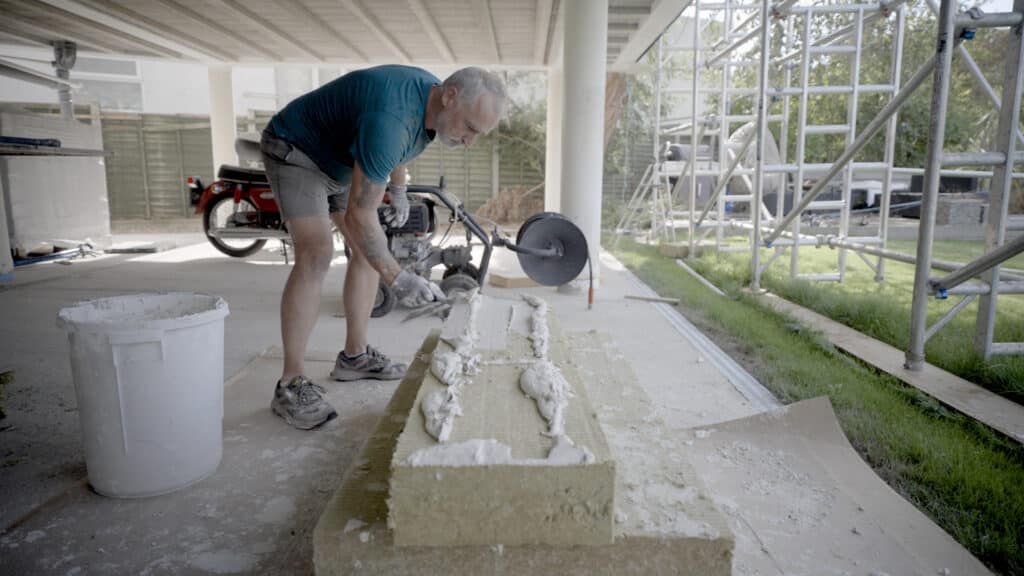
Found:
<box><xmin>267</xmin><ymin>65</ymin><xmax>438</xmax><ymax>184</ymax></box>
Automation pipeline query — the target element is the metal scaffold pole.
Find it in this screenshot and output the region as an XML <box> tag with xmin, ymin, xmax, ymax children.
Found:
<box><xmin>973</xmin><ymin>0</ymin><xmax>1024</xmax><ymax>358</ymax></box>
<box><xmin>877</xmin><ymin>6</ymin><xmax>906</xmax><ymax>282</ymax></box>
<box><xmin>906</xmin><ymin>0</ymin><xmax>958</xmax><ymax>371</ymax></box>
<box><xmin>751</xmin><ymin>0</ymin><xmax>772</xmax><ymax>289</ymax></box>
<box><xmin>688</xmin><ymin>0</ymin><xmax>701</xmax><ymax>257</ymax></box>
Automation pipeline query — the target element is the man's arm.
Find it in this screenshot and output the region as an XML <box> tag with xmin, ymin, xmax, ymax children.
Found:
<box><xmin>383</xmin><ymin>163</ymin><xmax>410</xmax><ymax>227</ymax></box>
<box><xmin>344</xmin><ymin>162</ymin><xmax>403</xmax><ymax>284</ymax></box>
<box><xmin>389</xmin><ymin>164</ymin><xmax>408</xmax><ymax>189</ymax></box>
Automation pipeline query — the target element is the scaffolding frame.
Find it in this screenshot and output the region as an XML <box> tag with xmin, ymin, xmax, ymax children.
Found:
<box><xmin>657</xmin><ymin>0</ymin><xmax>1024</xmax><ymax>369</ymax></box>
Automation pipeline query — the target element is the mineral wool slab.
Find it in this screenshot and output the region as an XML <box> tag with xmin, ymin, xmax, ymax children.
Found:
<box><xmin>312</xmin><ymin>329</ymin><xmax>733</xmax><ymax>575</ymax></box>
<box><xmin>388</xmin><ymin>294</ymin><xmax>616</xmax><ymax>547</ymax></box>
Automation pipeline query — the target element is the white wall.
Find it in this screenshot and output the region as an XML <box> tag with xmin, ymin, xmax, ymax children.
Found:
<box><xmin>139</xmin><ymin>60</ymin><xmax>208</xmax><ymax>115</ymax></box>
<box><xmin>233</xmin><ymin>66</ymin><xmax>277</xmax><ymax>114</ymax></box>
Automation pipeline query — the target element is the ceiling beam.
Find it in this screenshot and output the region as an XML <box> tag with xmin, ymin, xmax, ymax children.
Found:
<box><xmin>21</xmin><ymin>4</ymin><xmax>179</xmax><ymax>58</ymax></box>
<box><xmin>287</xmin><ymin>0</ymin><xmax>366</xmax><ymax>61</ymax></box>
<box><xmin>0</xmin><ymin>30</ymin><xmax>50</xmax><ymax>49</ymax></box>
<box><xmin>0</xmin><ymin>17</ymin><xmax>114</xmax><ymax>53</ymax></box>
<box><xmin>545</xmin><ymin>0</ymin><xmax>563</xmax><ymax>66</ymax></box>
<box><xmin>75</xmin><ymin>0</ymin><xmax>237</xmax><ymax>61</ymax></box>
<box><xmin>533</xmin><ymin>0</ymin><xmax>553</xmax><ymax>65</ymax></box>
<box><xmin>407</xmin><ymin>0</ymin><xmax>455</xmax><ymax>64</ymax></box>
<box><xmin>608</xmin><ymin>22</ymin><xmax>640</xmax><ymax>32</ymax></box>
<box><xmin>150</xmin><ymin>0</ymin><xmax>278</xmax><ymax>60</ymax></box>
<box><xmin>208</xmin><ymin>0</ymin><xmax>325</xmax><ymax>61</ymax></box>
<box><xmin>612</xmin><ymin>0</ymin><xmax>690</xmax><ymax>71</ymax></box>
<box><xmin>474</xmin><ymin>0</ymin><xmax>501</xmax><ymax>63</ymax></box>
<box><xmin>609</xmin><ymin>5</ymin><xmax>652</xmax><ymax>17</ymax></box>
<box><xmin>339</xmin><ymin>0</ymin><xmax>406</xmax><ymax>62</ymax></box>
<box><xmin>34</xmin><ymin>0</ymin><xmax>208</xmax><ymax>60</ymax></box>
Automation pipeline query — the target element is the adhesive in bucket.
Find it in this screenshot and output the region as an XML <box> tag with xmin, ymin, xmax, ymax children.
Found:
<box><xmin>58</xmin><ymin>293</ymin><xmax>229</xmax><ymax>498</ymax></box>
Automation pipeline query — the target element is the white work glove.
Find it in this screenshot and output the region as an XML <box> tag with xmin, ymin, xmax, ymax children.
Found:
<box><xmin>384</xmin><ymin>185</ymin><xmax>409</xmax><ymax>228</ymax></box>
<box><xmin>390</xmin><ymin>269</ymin><xmax>446</xmax><ymax>308</ymax></box>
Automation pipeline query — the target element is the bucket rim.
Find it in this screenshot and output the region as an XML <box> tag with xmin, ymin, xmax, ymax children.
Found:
<box><xmin>56</xmin><ymin>292</ymin><xmax>229</xmax><ymax>334</ymax></box>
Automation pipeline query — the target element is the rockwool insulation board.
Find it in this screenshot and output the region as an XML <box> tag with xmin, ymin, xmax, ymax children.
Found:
<box><xmin>388</xmin><ymin>294</ymin><xmax>616</xmax><ymax>547</ymax></box>
<box><xmin>313</xmin><ymin>330</ymin><xmax>733</xmax><ymax>576</ymax></box>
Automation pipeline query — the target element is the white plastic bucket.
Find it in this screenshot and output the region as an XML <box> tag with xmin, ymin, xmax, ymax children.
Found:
<box><xmin>57</xmin><ymin>293</ymin><xmax>230</xmax><ymax>498</ymax></box>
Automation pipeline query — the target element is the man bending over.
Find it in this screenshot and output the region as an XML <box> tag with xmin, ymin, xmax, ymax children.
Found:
<box><xmin>260</xmin><ymin>65</ymin><xmax>506</xmax><ymax>429</ymax></box>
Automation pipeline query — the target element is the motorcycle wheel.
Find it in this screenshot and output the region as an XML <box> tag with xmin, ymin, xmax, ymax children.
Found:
<box><xmin>203</xmin><ymin>191</ymin><xmax>269</xmax><ymax>258</ymax></box>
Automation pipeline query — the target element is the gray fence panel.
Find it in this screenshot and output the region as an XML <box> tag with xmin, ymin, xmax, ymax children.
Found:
<box><xmin>142</xmin><ymin>115</ymin><xmax>188</xmax><ymax>219</ymax></box>
<box><xmin>102</xmin><ymin>117</ymin><xmax>148</xmax><ymax>220</ymax></box>
<box><xmin>498</xmin><ymin>140</ymin><xmax>543</xmax><ymax>190</ymax></box>
<box><xmin>179</xmin><ymin>125</ymin><xmax>214</xmax><ymax>198</ymax></box>
<box><xmin>408</xmin><ymin>139</ymin><xmax>494</xmax><ymax>212</ymax></box>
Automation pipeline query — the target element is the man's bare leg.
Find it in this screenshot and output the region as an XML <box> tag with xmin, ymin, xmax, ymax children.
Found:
<box><xmin>332</xmin><ymin>211</ymin><xmax>378</xmax><ymax>357</ymax></box>
<box><xmin>280</xmin><ymin>215</ymin><xmax>335</xmax><ymax>381</ymax></box>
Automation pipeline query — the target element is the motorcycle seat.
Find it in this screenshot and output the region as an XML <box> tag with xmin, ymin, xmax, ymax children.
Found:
<box><xmin>218</xmin><ymin>165</ymin><xmax>269</xmax><ymax>186</ymax></box>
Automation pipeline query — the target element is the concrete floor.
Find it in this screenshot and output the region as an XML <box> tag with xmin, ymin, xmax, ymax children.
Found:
<box><xmin>0</xmin><ymin>233</ymin><xmax>767</xmax><ymax>575</ymax></box>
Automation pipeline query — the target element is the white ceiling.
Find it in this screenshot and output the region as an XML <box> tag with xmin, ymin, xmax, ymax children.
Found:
<box><xmin>0</xmin><ymin>0</ymin><xmax>689</xmax><ymax>71</ymax></box>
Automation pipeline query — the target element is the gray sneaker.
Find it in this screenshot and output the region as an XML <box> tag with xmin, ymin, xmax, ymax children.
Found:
<box><xmin>330</xmin><ymin>345</ymin><xmax>407</xmax><ymax>381</ymax></box>
<box><xmin>271</xmin><ymin>376</ymin><xmax>337</xmax><ymax>430</ymax></box>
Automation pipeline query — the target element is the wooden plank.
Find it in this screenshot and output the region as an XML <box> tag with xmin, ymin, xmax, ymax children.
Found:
<box><xmin>760</xmin><ymin>293</ymin><xmax>1024</xmax><ymax>444</ymax></box>
<box><xmin>488</xmin><ymin>271</ymin><xmax>539</xmax><ymax>288</ymax></box>
<box><xmin>625</xmin><ymin>294</ymin><xmax>680</xmax><ymax>305</ymax></box>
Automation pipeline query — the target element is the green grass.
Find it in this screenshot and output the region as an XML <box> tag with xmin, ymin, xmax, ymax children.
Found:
<box><xmin>685</xmin><ymin>237</ymin><xmax>1024</xmax><ymax>403</ymax></box>
<box><xmin>610</xmin><ymin>237</ymin><xmax>1024</xmax><ymax>575</ymax></box>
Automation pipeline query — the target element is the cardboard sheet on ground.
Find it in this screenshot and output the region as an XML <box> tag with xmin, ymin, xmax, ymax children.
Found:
<box><xmin>682</xmin><ymin>396</ymin><xmax>991</xmax><ymax>576</ymax></box>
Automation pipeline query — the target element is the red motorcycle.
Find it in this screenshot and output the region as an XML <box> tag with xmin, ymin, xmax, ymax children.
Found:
<box><xmin>189</xmin><ymin>139</ymin><xmax>288</xmax><ymax>258</ymax></box>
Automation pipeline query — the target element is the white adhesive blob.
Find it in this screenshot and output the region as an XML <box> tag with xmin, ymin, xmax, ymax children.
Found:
<box><xmin>422</xmin><ymin>290</ymin><xmax>484</xmax><ymax>442</ymax></box>
<box><xmin>521</xmin><ymin>294</ymin><xmax>549</xmax><ymax>359</ymax></box>
<box><xmin>343</xmin><ymin>519</ymin><xmax>367</xmax><ymax>533</ymax></box>
<box><xmin>406</xmin><ymin>439</ymin><xmax>513</xmax><ymax>466</ymax></box>
<box><xmin>414</xmin><ymin>292</ymin><xmax>594</xmax><ymax>465</ymax></box>
<box><xmin>430</xmin><ymin>350</ymin><xmax>461</xmax><ymax>384</ymax></box>
<box><xmin>421</xmin><ymin>389</ymin><xmax>461</xmax><ymax>442</ymax></box>
<box><xmin>519</xmin><ymin>359</ymin><xmax>572</xmax><ymax>437</ymax></box>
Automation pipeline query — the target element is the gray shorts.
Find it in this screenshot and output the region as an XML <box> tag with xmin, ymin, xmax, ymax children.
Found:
<box><xmin>260</xmin><ymin>130</ymin><xmax>349</xmax><ymax>220</ymax></box>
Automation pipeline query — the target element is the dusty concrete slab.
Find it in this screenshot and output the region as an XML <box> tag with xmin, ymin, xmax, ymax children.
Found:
<box><xmin>314</xmin><ymin>330</ymin><xmax>733</xmax><ymax>575</ymax></box>
<box><xmin>0</xmin><ymin>235</ymin><xmax>756</xmax><ymax>575</ymax></box>
<box><xmin>389</xmin><ymin>297</ymin><xmax>615</xmax><ymax>547</ymax></box>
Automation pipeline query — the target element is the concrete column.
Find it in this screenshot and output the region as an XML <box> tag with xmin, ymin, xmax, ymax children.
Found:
<box><xmin>560</xmin><ymin>0</ymin><xmax>607</xmax><ymax>284</ymax></box>
<box><xmin>544</xmin><ymin>65</ymin><xmax>564</xmax><ymax>213</ymax></box>
<box><xmin>208</xmin><ymin>65</ymin><xmax>236</xmax><ymax>169</ymax></box>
